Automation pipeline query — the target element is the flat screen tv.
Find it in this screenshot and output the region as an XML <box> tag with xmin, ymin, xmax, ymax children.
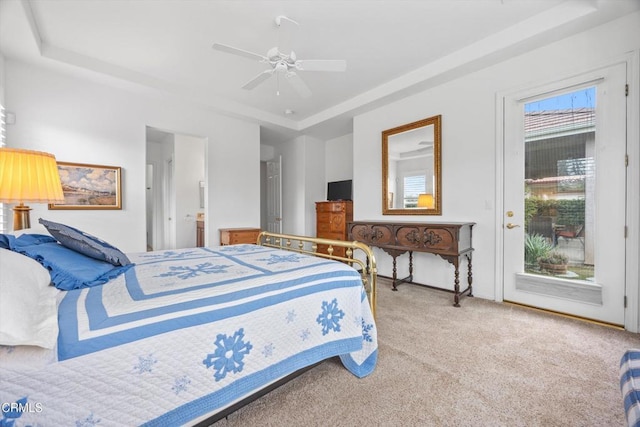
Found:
<box><xmin>327</xmin><ymin>180</ymin><xmax>352</xmax><ymax>201</ymax></box>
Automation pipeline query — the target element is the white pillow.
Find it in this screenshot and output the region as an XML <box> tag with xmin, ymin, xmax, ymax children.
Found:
<box><xmin>0</xmin><ymin>248</ymin><xmax>60</xmax><ymax>349</ymax></box>
<box><xmin>10</xmin><ymin>225</ymin><xmax>51</xmax><ymax>237</ymax></box>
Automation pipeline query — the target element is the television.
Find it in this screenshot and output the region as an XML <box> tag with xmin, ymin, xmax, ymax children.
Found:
<box><xmin>327</xmin><ymin>179</ymin><xmax>352</xmax><ymax>201</ymax></box>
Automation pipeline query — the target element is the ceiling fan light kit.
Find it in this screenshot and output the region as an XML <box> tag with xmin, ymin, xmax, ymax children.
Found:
<box><xmin>212</xmin><ymin>15</ymin><xmax>346</xmax><ymax>98</ymax></box>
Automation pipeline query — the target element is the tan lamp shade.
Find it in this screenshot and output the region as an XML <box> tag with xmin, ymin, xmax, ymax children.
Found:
<box><xmin>0</xmin><ymin>148</ymin><xmax>65</xmax><ymax>230</ymax></box>
<box><xmin>417</xmin><ymin>193</ymin><xmax>434</xmax><ymax>208</ymax></box>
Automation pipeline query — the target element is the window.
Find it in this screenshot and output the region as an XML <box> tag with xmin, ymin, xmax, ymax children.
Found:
<box><xmin>403</xmin><ymin>174</ymin><xmax>426</xmax><ymax>208</ymax></box>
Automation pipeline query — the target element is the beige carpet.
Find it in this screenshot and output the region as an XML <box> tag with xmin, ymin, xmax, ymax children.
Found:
<box><xmin>213</xmin><ymin>279</ymin><xmax>640</xmax><ymax>426</ymax></box>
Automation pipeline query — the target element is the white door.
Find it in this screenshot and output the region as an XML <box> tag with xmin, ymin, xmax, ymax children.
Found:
<box><xmin>266</xmin><ymin>155</ymin><xmax>282</xmax><ymax>233</ymax></box>
<box><xmin>503</xmin><ymin>63</ymin><xmax>627</xmax><ymax>325</ymax></box>
<box><xmin>165</xmin><ymin>157</ymin><xmax>176</xmax><ymax>249</ymax></box>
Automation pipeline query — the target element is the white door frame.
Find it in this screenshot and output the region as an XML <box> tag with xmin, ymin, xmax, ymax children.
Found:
<box><xmin>494</xmin><ymin>53</ymin><xmax>640</xmax><ymax>331</ymax></box>
<box><xmin>266</xmin><ymin>155</ymin><xmax>283</xmax><ymax>233</ymax></box>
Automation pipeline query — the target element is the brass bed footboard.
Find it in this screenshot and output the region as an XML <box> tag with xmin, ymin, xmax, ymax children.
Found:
<box><xmin>257</xmin><ymin>231</ymin><xmax>378</xmax><ymax>317</ymax></box>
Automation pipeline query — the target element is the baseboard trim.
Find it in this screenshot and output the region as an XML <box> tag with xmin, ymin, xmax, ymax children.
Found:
<box><xmin>503</xmin><ymin>300</ymin><xmax>624</xmax><ymax>330</ymax></box>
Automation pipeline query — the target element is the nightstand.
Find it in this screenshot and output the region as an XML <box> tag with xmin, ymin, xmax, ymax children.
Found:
<box><xmin>219</xmin><ymin>228</ymin><xmax>261</xmax><ymax>245</ymax></box>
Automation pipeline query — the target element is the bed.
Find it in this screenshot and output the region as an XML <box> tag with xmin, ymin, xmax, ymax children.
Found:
<box><xmin>0</xmin><ymin>224</ymin><xmax>377</xmax><ymax>426</ymax></box>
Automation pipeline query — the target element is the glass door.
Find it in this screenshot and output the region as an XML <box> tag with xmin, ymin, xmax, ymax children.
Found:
<box><xmin>503</xmin><ymin>63</ymin><xmax>627</xmax><ymax>325</ymax></box>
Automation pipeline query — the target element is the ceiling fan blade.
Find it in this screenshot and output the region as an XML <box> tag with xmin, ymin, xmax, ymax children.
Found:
<box><xmin>212</xmin><ymin>43</ymin><xmax>267</xmax><ymax>62</ymax></box>
<box><xmin>242</xmin><ymin>70</ymin><xmax>274</xmax><ymax>90</ymax></box>
<box><xmin>285</xmin><ymin>72</ymin><xmax>312</xmax><ymax>98</ymax></box>
<box><xmin>296</xmin><ymin>59</ymin><xmax>346</xmax><ymax>72</ymax></box>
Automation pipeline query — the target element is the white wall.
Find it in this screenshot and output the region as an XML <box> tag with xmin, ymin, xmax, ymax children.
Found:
<box><xmin>354</xmin><ymin>11</ymin><xmax>640</xmax><ymax>300</ymax></box>
<box><xmin>0</xmin><ymin>54</ymin><xmax>5</xmax><ymax>105</ymax></box>
<box><xmin>325</xmin><ymin>133</ymin><xmax>353</xmax><ymax>185</ymax></box>
<box><xmin>304</xmin><ymin>135</ymin><xmax>325</xmax><ymax>237</ymax></box>
<box><xmin>5</xmin><ymin>60</ymin><xmax>260</xmax><ymax>251</ymax></box>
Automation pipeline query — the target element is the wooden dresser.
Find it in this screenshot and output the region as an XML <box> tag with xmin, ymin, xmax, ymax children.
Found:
<box><xmin>316</xmin><ymin>201</ymin><xmax>353</xmax><ymax>257</ymax></box>
<box><xmin>219</xmin><ymin>228</ymin><xmax>262</xmax><ymax>246</ymax></box>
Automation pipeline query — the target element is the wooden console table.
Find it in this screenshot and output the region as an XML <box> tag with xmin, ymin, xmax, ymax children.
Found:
<box><xmin>348</xmin><ymin>221</ymin><xmax>475</xmax><ymax>307</ymax></box>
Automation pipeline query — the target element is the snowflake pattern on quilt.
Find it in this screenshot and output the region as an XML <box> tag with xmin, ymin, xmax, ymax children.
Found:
<box><xmin>353</xmin><ymin>315</ymin><xmax>374</xmax><ymax>343</ymax></box>
<box><xmin>138</xmin><ymin>250</ymin><xmax>201</xmax><ymax>260</ymax></box>
<box><xmin>171</xmin><ymin>376</ymin><xmax>191</xmax><ymax>395</ymax></box>
<box><xmin>257</xmin><ymin>253</ymin><xmax>303</xmax><ymax>265</ymax></box>
<box><xmin>361</xmin><ymin>318</ymin><xmax>374</xmax><ymax>343</ymax></box>
<box><xmin>156</xmin><ymin>262</ymin><xmax>231</xmax><ymax>280</ymax></box>
<box><xmin>316</xmin><ymin>298</ymin><xmax>345</xmax><ymax>335</ymax></box>
<box><xmin>285</xmin><ymin>309</ymin><xmax>296</xmax><ymax>323</ymax></box>
<box><xmin>203</xmin><ymin>328</ymin><xmax>253</xmax><ymax>382</ymax></box>
<box><xmin>299</xmin><ymin>329</ymin><xmax>311</xmax><ymax>341</ymax></box>
<box><xmin>218</xmin><ymin>245</ymin><xmax>262</xmax><ymax>254</ymax></box>
<box><xmin>132</xmin><ymin>354</ymin><xmax>157</xmax><ymax>374</ymax></box>
<box><xmin>75</xmin><ymin>413</ymin><xmax>101</xmax><ymax>427</ymax></box>
<box><xmin>1</xmin><ymin>397</ymin><xmax>27</xmax><ymax>427</ymax></box>
<box><xmin>262</xmin><ymin>343</ymin><xmax>275</xmax><ymax>357</ymax></box>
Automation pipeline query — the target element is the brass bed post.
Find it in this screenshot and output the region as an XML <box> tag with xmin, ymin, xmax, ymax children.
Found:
<box><xmin>257</xmin><ymin>231</ymin><xmax>377</xmax><ymax>317</ymax></box>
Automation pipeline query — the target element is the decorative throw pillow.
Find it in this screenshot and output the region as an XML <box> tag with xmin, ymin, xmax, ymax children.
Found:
<box><xmin>39</xmin><ymin>218</ymin><xmax>131</xmax><ymax>266</ymax></box>
<box><xmin>9</xmin><ymin>235</ymin><xmax>133</xmax><ymax>291</ymax></box>
<box><xmin>0</xmin><ymin>248</ymin><xmax>59</xmax><ymax>348</ymax></box>
<box><xmin>0</xmin><ymin>234</ymin><xmax>10</xmax><ymax>249</ymax></box>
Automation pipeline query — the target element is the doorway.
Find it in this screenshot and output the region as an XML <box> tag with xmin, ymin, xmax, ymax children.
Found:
<box><xmin>501</xmin><ymin>63</ymin><xmax>627</xmax><ymax>326</ymax></box>
<box><xmin>146</xmin><ymin>127</ymin><xmax>206</xmax><ymax>250</ymax></box>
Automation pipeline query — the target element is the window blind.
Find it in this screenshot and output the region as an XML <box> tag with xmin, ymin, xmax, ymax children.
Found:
<box><xmin>403</xmin><ymin>174</ymin><xmax>426</xmax><ymax>208</ymax></box>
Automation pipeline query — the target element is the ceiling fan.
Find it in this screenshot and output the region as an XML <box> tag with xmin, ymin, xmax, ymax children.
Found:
<box><xmin>212</xmin><ymin>16</ymin><xmax>346</xmax><ymax>98</ymax></box>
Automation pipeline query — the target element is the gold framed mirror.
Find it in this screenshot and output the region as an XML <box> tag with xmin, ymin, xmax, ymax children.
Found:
<box><xmin>382</xmin><ymin>115</ymin><xmax>441</xmax><ymax>215</ymax></box>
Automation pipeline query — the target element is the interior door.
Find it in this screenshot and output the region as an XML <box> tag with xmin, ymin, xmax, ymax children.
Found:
<box><xmin>503</xmin><ymin>63</ymin><xmax>627</xmax><ymax>325</ymax></box>
<box><xmin>266</xmin><ymin>155</ymin><xmax>282</xmax><ymax>233</ymax></box>
<box><xmin>165</xmin><ymin>156</ymin><xmax>176</xmax><ymax>249</ymax></box>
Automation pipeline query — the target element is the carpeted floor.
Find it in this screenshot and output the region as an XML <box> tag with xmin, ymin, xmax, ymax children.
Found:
<box><xmin>213</xmin><ymin>279</ymin><xmax>640</xmax><ymax>426</ymax></box>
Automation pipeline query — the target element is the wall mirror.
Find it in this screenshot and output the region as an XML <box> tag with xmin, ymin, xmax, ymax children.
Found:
<box><xmin>382</xmin><ymin>115</ymin><xmax>441</xmax><ymax>215</ymax></box>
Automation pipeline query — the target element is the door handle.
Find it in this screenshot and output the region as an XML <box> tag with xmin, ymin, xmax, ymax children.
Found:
<box><xmin>506</xmin><ymin>223</ymin><xmax>520</xmax><ymax>229</ymax></box>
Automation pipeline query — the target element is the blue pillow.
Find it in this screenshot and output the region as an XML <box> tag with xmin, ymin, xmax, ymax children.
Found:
<box><xmin>10</xmin><ymin>234</ymin><xmax>133</xmax><ymax>291</ymax></box>
<box><xmin>0</xmin><ymin>234</ymin><xmax>11</xmax><ymax>249</ymax></box>
<box><xmin>39</xmin><ymin>219</ymin><xmax>131</xmax><ymax>266</ymax></box>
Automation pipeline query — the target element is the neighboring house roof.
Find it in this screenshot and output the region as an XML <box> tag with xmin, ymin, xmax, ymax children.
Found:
<box><xmin>525</xmin><ymin>108</ymin><xmax>595</xmax><ymax>140</ymax></box>
<box><xmin>525</xmin><ymin>175</ymin><xmax>585</xmax><ymax>184</ymax></box>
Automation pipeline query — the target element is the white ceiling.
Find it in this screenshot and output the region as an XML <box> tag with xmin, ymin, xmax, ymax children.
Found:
<box><xmin>1</xmin><ymin>0</ymin><xmax>639</xmax><ymax>144</ymax></box>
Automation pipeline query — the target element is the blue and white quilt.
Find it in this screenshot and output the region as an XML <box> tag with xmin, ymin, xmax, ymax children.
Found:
<box><xmin>0</xmin><ymin>245</ymin><xmax>377</xmax><ymax>426</ymax></box>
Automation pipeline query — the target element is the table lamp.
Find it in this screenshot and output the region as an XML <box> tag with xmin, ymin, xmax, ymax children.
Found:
<box><xmin>0</xmin><ymin>147</ymin><xmax>64</xmax><ymax>230</ymax></box>
<box><xmin>417</xmin><ymin>193</ymin><xmax>434</xmax><ymax>209</ymax></box>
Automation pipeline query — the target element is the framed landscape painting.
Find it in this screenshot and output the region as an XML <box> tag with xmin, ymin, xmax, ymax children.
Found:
<box><xmin>49</xmin><ymin>162</ymin><xmax>122</xmax><ymax>210</ymax></box>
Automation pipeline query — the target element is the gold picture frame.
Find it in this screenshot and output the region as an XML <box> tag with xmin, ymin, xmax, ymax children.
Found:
<box><xmin>49</xmin><ymin>162</ymin><xmax>122</xmax><ymax>210</ymax></box>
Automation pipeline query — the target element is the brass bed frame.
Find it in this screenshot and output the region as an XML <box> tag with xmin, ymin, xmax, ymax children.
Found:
<box><xmin>194</xmin><ymin>232</ymin><xmax>377</xmax><ymax>425</ymax></box>
<box><xmin>257</xmin><ymin>231</ymin><xmax>377</xmax><ymax>317</ymax></box>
